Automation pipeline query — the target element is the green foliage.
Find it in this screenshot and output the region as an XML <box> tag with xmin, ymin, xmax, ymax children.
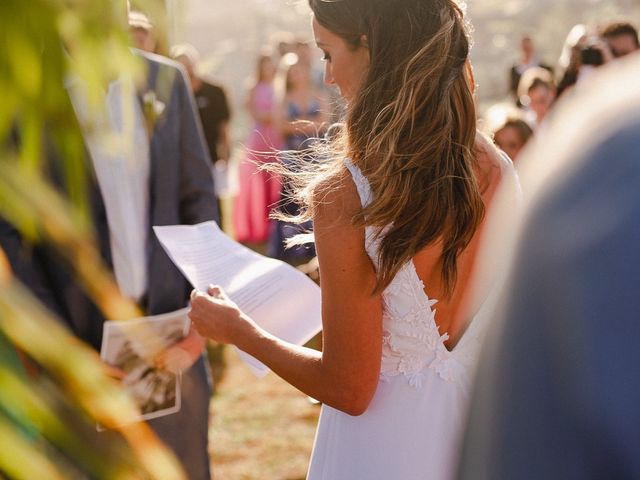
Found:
<box><xmin>0</xmin><ymin>0</ymin><xmax>186</xmax><ymax>478</ymax></box>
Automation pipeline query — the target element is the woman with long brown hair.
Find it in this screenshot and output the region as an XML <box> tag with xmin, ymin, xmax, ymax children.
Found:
<box><xmin>189</xmin><ymin>0</ymin><xmax>516</xmax><ymax>477</ymax></box>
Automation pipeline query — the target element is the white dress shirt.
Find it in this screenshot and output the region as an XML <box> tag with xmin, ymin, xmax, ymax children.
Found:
<box><xmin>70</xmin><ymin>76</ymin><xmax>150</xmax><ymax>302</ymax></box>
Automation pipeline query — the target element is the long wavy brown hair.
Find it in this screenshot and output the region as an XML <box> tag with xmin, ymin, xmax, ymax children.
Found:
<box><xmin>285</xmin><ymin>0</ymin><xmax>483</xmax><ymax>296</ymax></box>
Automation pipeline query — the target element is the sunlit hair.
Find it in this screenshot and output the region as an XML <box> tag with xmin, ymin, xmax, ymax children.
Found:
<box><xmin>281</xmin><ymin>0</ymin><xmax>483</xmax><ymax>296</ymax></box>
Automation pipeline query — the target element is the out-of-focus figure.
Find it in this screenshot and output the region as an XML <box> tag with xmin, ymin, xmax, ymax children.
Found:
<box><xmin>493</xmin><ymin>118</ymin><xmax>533</xmax><ymax>163</ymax></box>
<box><xmin>268</xmin><ymin>54</ymin><xmax>329</xmax><ymax>263</ymax></box>
<box><xmin>271</xmin><ymin>30</ymin><xmax>296</xmax><ymax>60</ymax></box>
<box><xmin>277</xmin><ymin>55</ymin><xmax>329</xmax><ymax>151</ymax></box>
<box><xmin>233</xmin><ymin>53</ymin><xmax>282</xmax><ymax>245</ymax></box>
<box><xmin>556</xmin><ymin>22</ymin><xmax>638</xmax><ymax>100</ymax></box>
<box><xmin>172</xmin><ymin>43</ymin><xmax>232</xmax><ymax>225</ymax></box>
<box><xmin>517</xmin><ymin>67</ymin><xmax>556</xmax><ymax>128</ymax></box>
<box><xmin>171</xmin><ymin>44</ymin><xmax>231</xmax><ymax>167</ymax></box>
<box><xmin>556</xmin><ymin>24</ymin><xmax>587</xmax><ymax>99</ymax></box>
<box><xmin>509</xmin><ymin>34</ymin><xmax>553</xmax><ymax>105</ymax></box>
<box><xmin>128</xmin><ymin>10</ymin><xmax>157</xmax><ymax>53</ymax></box>
<box><xmin>602</xmin><ymin>21</ymin><xmax>639</xmax><ymax>59</ymax></box>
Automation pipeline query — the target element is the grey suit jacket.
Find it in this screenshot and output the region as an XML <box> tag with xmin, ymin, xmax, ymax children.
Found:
<box><xmin>0</xmin><ymin>50</ymin><xmax>218</xmax><ymax>350</ymax></box>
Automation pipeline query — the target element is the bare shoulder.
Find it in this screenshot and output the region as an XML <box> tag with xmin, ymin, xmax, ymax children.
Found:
<box><xmin>313</xmin><ymin>164</ymin><xmax>377</xmax><ymax>300</ymax></box>
<box><xmin>313</xmin><ymin>165</ymin><xmax>362</xmax><ymax>232</ymax></box>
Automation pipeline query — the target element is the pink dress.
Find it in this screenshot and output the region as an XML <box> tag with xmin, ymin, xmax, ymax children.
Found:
<box><xmin>233</xmin><ymin>82</ymin><xmax>282</xmax><ymax>243</ymax></box>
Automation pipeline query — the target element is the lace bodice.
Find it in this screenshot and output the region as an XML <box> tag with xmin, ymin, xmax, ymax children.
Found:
<box><xmin>344</xmin><ymin>160</ymin><xmax>484</xmax><ymax>388</ymax></box>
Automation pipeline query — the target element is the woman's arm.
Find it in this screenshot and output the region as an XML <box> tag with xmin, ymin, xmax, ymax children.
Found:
<box><xmin>189</xmin><ymin>172</ymin><xmax>383</xmax><ymax>415</ymax></box>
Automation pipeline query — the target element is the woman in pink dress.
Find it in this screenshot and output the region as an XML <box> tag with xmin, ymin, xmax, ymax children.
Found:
<box><xmin>233</xmin><ymin>54</ymin><xmax>282</xmax><ymax>244</ymax></box>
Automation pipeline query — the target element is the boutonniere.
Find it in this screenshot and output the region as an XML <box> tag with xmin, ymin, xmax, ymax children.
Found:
<box><xmin>142</xmin><ymin>90</ymin><xmax>165</xmax><ymax>134</ymax></box>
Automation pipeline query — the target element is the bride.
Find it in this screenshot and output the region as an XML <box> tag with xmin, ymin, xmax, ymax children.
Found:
<box><xmin>189</xmin><ymin>0</ymin><xmax>515</xmax><ymax>478</ymax></box>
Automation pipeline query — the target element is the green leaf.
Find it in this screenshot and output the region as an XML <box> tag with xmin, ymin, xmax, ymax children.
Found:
<box><xmin>0</xmin><ymin>415</ymin><xmax>65</xmax><ymax>480</ymax></box>
<box><xmin>6</xmin><ymin>28</ymin><xmax>42</xmax><ymax>99</ymax></box>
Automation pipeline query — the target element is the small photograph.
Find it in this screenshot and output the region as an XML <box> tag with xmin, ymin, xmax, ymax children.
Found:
<box><xmin>100</xmin><ymin>308</ymin><xmax>190</xmax><ymax>424</ymax></box>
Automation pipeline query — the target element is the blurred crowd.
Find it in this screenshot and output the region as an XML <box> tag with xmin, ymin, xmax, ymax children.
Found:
<box><xmin>484</xmin><ymin>20</ymin><xmax>638</xmax><ymax>162</ymax></box>
<box><xmin>129</xmin><ymin>10</ymin><xmax>639</xmax><ymax>269</ymax></box>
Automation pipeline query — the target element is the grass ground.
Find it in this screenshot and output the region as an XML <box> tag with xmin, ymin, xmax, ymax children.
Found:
<box><xmin>208</xmin><ymin>346</ymin><xmax>320</xmax><ymax>480</ymax></box>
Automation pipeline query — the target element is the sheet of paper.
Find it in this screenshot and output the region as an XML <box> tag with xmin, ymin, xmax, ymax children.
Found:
<box><xmin>153</xmin><ymin>221</ymin><xmax>322</xmax><ymax>376</ymax></box>
<box><xmin>100</xmin><ymin>308</ymin><xmax>190</xmax><ymax>427</ymax></box>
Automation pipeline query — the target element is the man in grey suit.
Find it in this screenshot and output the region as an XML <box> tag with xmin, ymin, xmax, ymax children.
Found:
<box><xmin>458</xmin><ymin>53</ymin><xmax>640</xmax><ymax>479</ymax></box>
<box><xmin>0</xmin><ymin>49</ymin><xmax>217</xmax><ymax>479</ymax></box>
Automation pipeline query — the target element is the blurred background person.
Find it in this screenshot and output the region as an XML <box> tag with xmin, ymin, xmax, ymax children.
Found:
<box><xmin>233</xmin><ymin>52</ymin><xmax>282</xmax><ymax>246</ymax></box>
<box><xmin>294</xmin><ymin>37</ymin><xmax>313</xmax><ymax>69</ymax></box>
<box><xmin>517</xmin><ymin>67</ymin><xmax>556</xmax><ymax>128</ymax></box>
<box><xmin>556</xmin><ymin>21</ymin><xmax>636</xmax><ymax>101</ymax></box>
<box><xmin>509</xmin><ymin>34</ymin><xmax>553</xmax><ymax>105</ymax></box>
<box><xmin>555</xmin><ymin>24</ymin><xmax>588</xmax><ymax>99</ymax></box>
<box><xmin>268</xmin><ymin>54</ymin><xmax>329</xmax><ymax>264</ymax></box>
<box><xmin>492</xmin><ymin>118</ymin><xmax>533</xmax><ymax>163</ymax></box>
<box><xmin>128</xmin><ymin>10</ymin><xmax>158</xmax><ymax>53</ymax></box>
<box><xmin>172</xmin><ymin>43</ymin><xmax>232</xmax><ymax>227</ymax></box>
<box><xmin>294</xmin><ymin>36</ymin><xmax>325</xmax><ymax>90</ymax></box>
<box><xmin>277</xmin><ymin>54</ymin><xmax>329</xmax><ymax>152</ymax></box>
<box><xmin>602</xmin><ymin>21</ymin><xmax>639</xmax><ymax>58</ymax></box>
<box><xmin>271</xmin><ymin>30</ymin><xmax>296</xmax><ymax>60</ymax></box>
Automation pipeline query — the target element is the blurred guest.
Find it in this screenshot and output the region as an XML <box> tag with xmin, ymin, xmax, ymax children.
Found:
<box><xmin>268</xmin><ymin>54</ymin><xmax>329</xmax><ymax>263</ymax></box>
<box><xmin>277</xmin><ymin>55</ymin><xmax>329</xmax><ymax>151</ymax></box>
<box><xmin>458</xmin><ymin>52</ymin><xmax>640</xmax><ymax>480</ymax></box>
<box><xmin>493</xmin><ymin>118</ymin><xmax>533</xmax><ymax>163</ymax></box>
<box><xmin>556</xmin><ymin>24</ymin><xmax>587</xmax><ymax>99</ymax></box>
<box><xmin>233</xmin><ymin>53</ymin><xmax>282</xmax><ymax>245</ymax></box>
<box><xmin>556</xmin><ymin>22</ymin><xmax>636</xmax><ymax>100</ymax></box>
<box><xmin>172</xmin><ymin>44</ymin><xmax>231</xmax><ymax>166</ymax></box>
<box><xmin>602</xmin><ymin>21</ymin><xmax>639</xmax><ymax>59</ymax></box>
<box><xmin>270</xmin><ymin>30</ymin><xmax>296</xmax><ymax>60</ymax></box>
<box><xmin>172</xmin><ymin>43</ymin><xmax>232</xmax><ymax>224</ymax></box>
<box><xmin>509</xmin><ymin>34</ymin><xmax>553</xmax><ymax>104</ymax></box>
<box><xmin>575</xmin><ymin>36</ymin><xmax>611</xmax><ymax>86</ymax></box>
<box><xmin>128</xmin><ymin>10</ymin><xmax>157</xmax><ymax>53</ymax></box>
<box><xmin>517</xmin><ymin>67</ymin><xmax>556</xmax><ymax>128</ymax></box>
<box><xmin>295</xmin><ymin>37</ymin><xmax>325</xmax><ymax>89</ymax></box>
<box><xmin>294</xmin><ymin>38</ymin><xmax>313</xmax><ymax>68</ymax></box>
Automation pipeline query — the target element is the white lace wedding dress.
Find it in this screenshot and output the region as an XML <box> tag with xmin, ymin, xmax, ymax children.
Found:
<box><xmin>307</xmin><ymin>159</ymin><xmax>507</xmax><ymax>480</ymax></box>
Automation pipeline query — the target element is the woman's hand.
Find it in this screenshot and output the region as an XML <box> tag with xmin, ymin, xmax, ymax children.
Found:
<box><xmin>188</xmin><ymin>285</ymin><xmax>253</xmax><ymax>346</ymax></box>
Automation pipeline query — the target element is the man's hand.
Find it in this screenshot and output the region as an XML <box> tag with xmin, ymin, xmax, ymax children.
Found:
<box><xmin>153</xmin><ymin>327</ymin><xmax>205</xmax><ymax>374</ymax></box>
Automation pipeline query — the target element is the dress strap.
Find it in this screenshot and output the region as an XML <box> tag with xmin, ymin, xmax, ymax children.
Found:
<box><xmin>343</xmin><ymin>159</ymin><xmax>372</xmax><ymax>208</ymax></box>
